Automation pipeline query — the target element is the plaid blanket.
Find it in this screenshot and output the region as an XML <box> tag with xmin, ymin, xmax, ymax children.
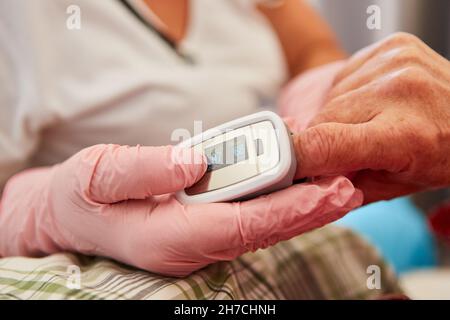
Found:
<box><xmin>0</xmin><ymin>226</ymin><xmax>402</xmax><ymax>300</ymax></box>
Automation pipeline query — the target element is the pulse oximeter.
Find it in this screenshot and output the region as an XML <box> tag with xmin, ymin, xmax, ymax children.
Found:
<box><xmin>176</xmin><ymin>111</ymin><xmax>297</xmax><ymax>204</ymax></box>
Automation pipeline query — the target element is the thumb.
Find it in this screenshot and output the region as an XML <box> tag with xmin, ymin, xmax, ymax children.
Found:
<box><xmin>292</xmin><ymin>122</ymin><xmax>401</xmax><ymax>179</ymax></box>
<box><xmin>74</xmin><ymin>144</ymin><xmax>207</xmax><ymax>203</ymax></box>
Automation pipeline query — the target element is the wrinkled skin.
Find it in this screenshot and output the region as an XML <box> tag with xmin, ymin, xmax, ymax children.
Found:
<box><xmin>283</xmin><ymin>33</ymin><xmax>450</xmax><ymax>204</ymax></box>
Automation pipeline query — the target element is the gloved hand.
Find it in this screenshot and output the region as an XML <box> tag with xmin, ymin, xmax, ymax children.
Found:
<box><xmin>0</xmin><ymin>144</ymin><xmax>362</xmax><ymax>276</ymax></box>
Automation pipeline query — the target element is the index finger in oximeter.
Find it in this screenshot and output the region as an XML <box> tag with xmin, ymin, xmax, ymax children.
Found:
<box><xmin>175</xmin><ymin>111</ymin><xmax>297</xmax><ymax>204</ymax></box>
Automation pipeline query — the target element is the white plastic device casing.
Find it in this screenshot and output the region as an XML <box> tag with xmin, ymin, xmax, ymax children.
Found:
<box><xmin>175</xmin><ymin>111</ymin><xmax>297</xmax><ymax>204</ymax></box>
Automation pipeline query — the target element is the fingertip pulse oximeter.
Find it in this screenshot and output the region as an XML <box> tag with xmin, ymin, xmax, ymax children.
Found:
<box><xmin>176</xmin><ymin>111</ymin><xmax>297</xmax><ymax>204</ymax></box>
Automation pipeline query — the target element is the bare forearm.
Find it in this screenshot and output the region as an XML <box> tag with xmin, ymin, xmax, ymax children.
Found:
<box><xmin>259</xmin><ymin>0</ymin><xmax>346</xmax><ymax>77</ymax></box>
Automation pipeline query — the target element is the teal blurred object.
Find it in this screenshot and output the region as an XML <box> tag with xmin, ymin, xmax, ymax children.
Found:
<box><xmin>336</xmin><ymin>196</ymin><xmax>438</xmax><ymax>275</ymax></box>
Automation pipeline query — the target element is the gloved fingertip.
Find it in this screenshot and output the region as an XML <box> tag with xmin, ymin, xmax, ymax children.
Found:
<box><xmin>171</xmin><ymin>146</ymin><xmax>207</xmax><ymax>187</ymax></box>
<box><xmin>353</xmin><ymin>188</ymin><xmax>364</xmax><ymax>206</ymax></box>
<box><xmin>321</xmin><ymin>176</ymin><xmax>363</xmax><ymax>208</ymax></box>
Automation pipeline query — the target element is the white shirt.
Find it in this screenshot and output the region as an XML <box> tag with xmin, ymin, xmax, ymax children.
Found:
<box><xmin>0</xmin><ymin>0</ymin><xmax>287</xmax><ymax>187</ymax></box>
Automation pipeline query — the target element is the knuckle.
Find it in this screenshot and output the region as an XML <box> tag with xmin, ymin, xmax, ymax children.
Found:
<box><xmin>383</xmin><ymin>32</ymin><xmax>421</xmax><ymax>47</ymax></box>
<box><xmin>75</xmin><ymin>144</ymin><xmax>113</xmax><ymax>199</ymax></box>
<box><xmin>59</xmin><ymin>144</ymin><xmax>108</xmax><ymax>193</ymax></box>
<box><xmin>75</xmin><ymin>144</ymin><xmax>108</xmax><ymax>161</ymax></box>
<box><xmin>388</xmin><ymin>47</ymin><xmax>423</xmax><ymax>66</ymax></box>
<box><xmin>393</xmin><ymin>66</ymin><xmax>423</xmax><ymax>85</ymax></box>
<box><xmin>380</xmin><ymin>66</ymin><xmax>433</xmax><ymax>98</ymax></box>
<box><xmin>70</xmin><ymin>144</ymin><xmax>110</xmax><ymax>176</ymax></box>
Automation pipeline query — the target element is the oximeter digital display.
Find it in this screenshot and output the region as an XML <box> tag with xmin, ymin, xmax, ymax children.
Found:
<box><xmin>204</xmin><ymin>135</ymin><xmax>249</xmax><ymax>172</ymax></box>
<box><xmin>176</xmin><ymin>111</ymin><xmax>297</xmax><ymax>204</ymax></box>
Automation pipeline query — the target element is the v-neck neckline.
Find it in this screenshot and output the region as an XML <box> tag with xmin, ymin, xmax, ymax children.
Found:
<box><xmin>141</xmin><ymin>0</ymin><xmax>193</xmax><ymax>47</ymax></box>
<box><xmin>121</xmin><ymin>0</ymin><xmax>197</xmax><ymax>62</ymax></box>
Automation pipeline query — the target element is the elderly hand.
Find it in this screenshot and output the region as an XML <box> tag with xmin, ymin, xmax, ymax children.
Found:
<box><xmin>0</xmin><ymin>144</ymin><xmax>361</xmax><ymax>276</ymax></box>
<box><xmin>292</xmin><ymin>33</ymin><xmax>450</xmax><ymax>203</ymax></box>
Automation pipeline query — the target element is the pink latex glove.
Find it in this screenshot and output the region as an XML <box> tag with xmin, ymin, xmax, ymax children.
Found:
<box><xmin>0</xmin><ymin>144</ymin><xmax>362</xmax><ymax>277</ymax></box>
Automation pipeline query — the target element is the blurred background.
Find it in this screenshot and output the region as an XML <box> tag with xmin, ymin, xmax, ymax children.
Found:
<box><xmin>310</xmin><ymin>0</ymin><xmax>450</xmax><ymax>58</ymax></box>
